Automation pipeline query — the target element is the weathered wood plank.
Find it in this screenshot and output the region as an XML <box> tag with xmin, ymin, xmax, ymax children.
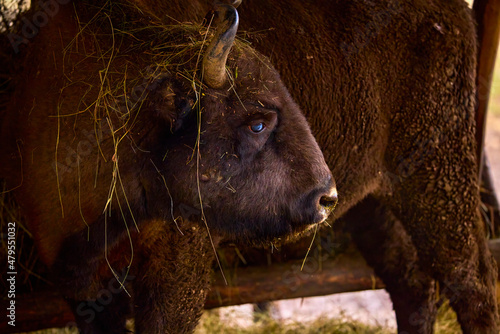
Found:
<box><xmin>1</xmin><ymin>250</ymin><xmax>382</xmax><ymax>334</ymax></box>
<box><xmin>474</xmin><ymin>0</ymin><xmax>500</xmax><ymax>175</ymax></box>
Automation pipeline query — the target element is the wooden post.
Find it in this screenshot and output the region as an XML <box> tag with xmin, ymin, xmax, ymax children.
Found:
<box><xmin>473</xmin><ymin>0</ymin><xmax>500</xmax><ymax>176</ymax></box>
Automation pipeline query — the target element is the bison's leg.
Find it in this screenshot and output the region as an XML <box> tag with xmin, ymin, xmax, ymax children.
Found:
<box><xmin>51</xmin><ymin>219</ymin><xmax>136</xmax><ymax>333</ymax></box>
<box><xmin>58</xmin><ymin>263</ymin><xmax>133</xmax><ymax>333</ymax></box>
<box><xmin>392</xmin><ymin>169</ymin><xmax>499</xmax><ymax>333</ymax></box>
<box><xmin>344</xmin><ymin>196</ymin><xmax>437</xmax><ymax>334</ymax></box>
<box><xmin>67</xmin><ymin>290</ymin><xmax>131</xmax><ymax>334</ymax></box>
<box><xmin>133</xmin><ymin>221</ymin><xmax>215</xmax><ymax>334</ymax></box>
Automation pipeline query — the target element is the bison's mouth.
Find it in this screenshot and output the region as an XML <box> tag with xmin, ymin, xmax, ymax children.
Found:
<box><xmin>264</xmin><ymin>221</ymin><xmax>328</xmax><ymax>249</ymax></box>
<box><xmin>227</xmin><ymin>197</ymin><xmax>337</xmax><ymax>248</ymax></box>
<box><xmin>275</xmin><ymin>187</ymin><xmax>338</xmax><ymax>245</ymax></box>
<box><xmin>205</xmin><ymin>182</ymin><xmax>338</xmax><ymax>247</ymax></box>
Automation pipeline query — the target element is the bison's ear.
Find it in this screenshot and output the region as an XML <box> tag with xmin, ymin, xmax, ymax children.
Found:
<box><xmin>146</xmin><ymin>78</ymin><xmax>196</xmax><ymax>133</ymax></box>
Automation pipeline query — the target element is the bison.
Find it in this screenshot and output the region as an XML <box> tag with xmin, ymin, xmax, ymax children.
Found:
<box><xmin>151</xmin><ymin>0</ymin><xmax>500</xmax><ymax>331</ymax></box>
<box><xmin>0</xmin><ymin>0</ymin><xmax>337</xmax><ymax>332</ymax></box>
<box><xmin>151</xmin><ymin>0</ymin><xmax>497</xmax><ymax>332</ymax></box>
<box><xmin>236</xmin><ymin>0</ymin><xmax>500</xmax><ymax>333</ymax></box>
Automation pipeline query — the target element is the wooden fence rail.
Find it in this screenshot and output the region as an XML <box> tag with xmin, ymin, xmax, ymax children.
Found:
<box><xmin>3</xmin><ymin>239</ymin><xmax>500</xmax><ymax>333</ymax></box>
<box><xmin>1</xmin><ymin>249</ymin><xmax>383</xmax><ymax>334</ymax></box>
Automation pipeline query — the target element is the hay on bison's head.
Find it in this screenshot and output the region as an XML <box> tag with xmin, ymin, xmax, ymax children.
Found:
<box><xmin>62</xmin><ymin>1</ymin><xmax>257</xmax><ymax>283</ymax></box>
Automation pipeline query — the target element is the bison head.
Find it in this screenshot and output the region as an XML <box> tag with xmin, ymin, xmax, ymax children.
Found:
<box><xmin>134</xmin><ymin>4</ymin><xmax>337</xmax><ymax>244</ymax></box>
<box><xmin>0</xmin><ymin>2</ymin><xmax>336</xmax><ymax>266</ymax></box>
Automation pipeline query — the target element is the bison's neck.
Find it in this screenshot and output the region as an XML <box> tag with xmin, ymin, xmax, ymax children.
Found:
<box><xmin>52</xmin><ymin>217</ymin><xmax>219</xmax><ymax>300</ymax></box>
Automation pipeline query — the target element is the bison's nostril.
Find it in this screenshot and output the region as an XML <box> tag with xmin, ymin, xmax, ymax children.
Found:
<box><xmin>319</xmin><ymin>189</ymin><xmax>338</xmax><ymax>210</ymax></box>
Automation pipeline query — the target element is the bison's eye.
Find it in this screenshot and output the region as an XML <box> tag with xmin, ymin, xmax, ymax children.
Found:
<box><xmin>249</xmin><ymin>122</ymin><xmax>265</xmax><ymax>133</ymax></box>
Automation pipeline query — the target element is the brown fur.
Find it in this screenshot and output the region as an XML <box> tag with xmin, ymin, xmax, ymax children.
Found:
<box><xmin>235</xmin><ymin>0</ymin><xmax>499</xmax><ymax>333</ymax></box>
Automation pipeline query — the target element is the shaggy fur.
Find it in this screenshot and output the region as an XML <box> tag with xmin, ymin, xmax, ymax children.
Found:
<box><xmin>0</xmin><ymin>1</ymin><xmax>335</xmax><ymax>333</ymax></box>
<box><xmin>235</xmin><ymin>0</ymin><xmax>499</xmax><ymax>333</ymax></box>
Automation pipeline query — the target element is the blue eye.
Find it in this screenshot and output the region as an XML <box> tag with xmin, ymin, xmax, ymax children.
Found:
<box><xmin>250</xmin><ymin>122</ymin><xmax>265</xmax><ymax>133</ymax></box>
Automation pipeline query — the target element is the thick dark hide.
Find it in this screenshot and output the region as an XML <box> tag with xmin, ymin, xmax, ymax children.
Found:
<box><xmin>235</xmin><ymin>0</ymin><xmax>499</xmax><ymax>333</ymax></box>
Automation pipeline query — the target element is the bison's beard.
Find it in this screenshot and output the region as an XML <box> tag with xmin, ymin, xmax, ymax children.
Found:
<box><xmin>202</xmin><ymin>199</ymin><xmax>328</xmax><ymax>247</ymax></box>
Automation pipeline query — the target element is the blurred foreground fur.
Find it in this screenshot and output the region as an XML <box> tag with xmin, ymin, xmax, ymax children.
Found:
<box><xmin>0</xmin><ymin>1</ymin><xmax>44</xmax><ymax>295</ymax></box>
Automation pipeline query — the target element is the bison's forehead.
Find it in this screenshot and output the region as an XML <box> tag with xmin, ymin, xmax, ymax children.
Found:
<box><xmin>229</xmin><ymin>48</ymin><xmax>287</xmax><ymax>100</ymax></box>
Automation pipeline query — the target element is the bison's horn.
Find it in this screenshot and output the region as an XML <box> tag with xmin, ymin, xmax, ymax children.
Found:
<box><xmin>231</xmin><ymin>0</ymin><xmax>242</xmax><ymax>8</ymax></box>
<box><xmin>202</xmin><ymin>4</ymin><xmax>239</xmax><ymax>89</ymax></box>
